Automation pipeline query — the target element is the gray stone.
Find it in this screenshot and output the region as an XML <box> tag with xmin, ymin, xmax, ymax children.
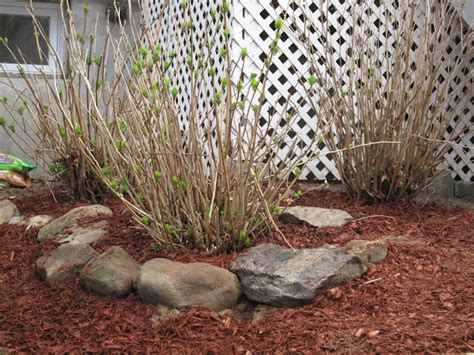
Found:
<box><xmin>427</xmin><ymin>170</ymin><xmax>455</xmax><ymax>198</ymax></box>
<box><xmin>0</xmin><ymin>199</ymin><xmax>19</xmax><ymax>224</ymax></box>
<box><xmin>229</xmin><ymin>243</ymin><xmax>366</xmax><ymax>307</ymax></box>
<box><xmin>57</xmin><ymin>220</ymin><xmax>108</xmax><ymax>245</ymax></box>
<box><xmin>455</xmin><ymin>181</ymin><xmax>474</xmax><ymax>202</ymax></box>
<box><xmin>8</xmin><ymin>216</ymin><xmax>25</xmax><ymax>225</ymax></box>
<box><xmin>26</xmin><ymin>215</ymin><xmax>54</xmax><ymax>230</ymax></box>
<box><xmin>36</xmin><ymin>243</ymin><xmax>98</xmax><ymax>286</ymax></box>
<box><xmin>280</xmin><ymin>206</ymin><xmax>353</xmax><ymax>228</ymax></box>
<box><xmin>138</xmin><ymin>259</ymin><xmax>241</xmax><ymax>311</ymax></box>
<box><xmin>37</xmin><ymin>205</ymin><xmax>112</xmax><ymax>242</ymax></box>
<box><xmin>80</xmin><ymin>246</ymin><xmax>139</xmax><ymax>298</ymax></box>
<box><xmin>343</xmin><ymin>239</ymin><xmax>388</xmax><ymax>264</ymax></box>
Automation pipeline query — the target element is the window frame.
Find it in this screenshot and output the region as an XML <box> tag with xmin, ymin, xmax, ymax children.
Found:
<box><xmin>0</xmin><ymin>1</ymin><xmax>63</xmax><ymax>75</ymax></box>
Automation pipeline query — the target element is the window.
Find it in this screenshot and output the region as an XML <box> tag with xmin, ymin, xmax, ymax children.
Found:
<box><xmin>0</xmin><ymin>2</ymin><xmax>62</xmax><ymax>74</ymax></box>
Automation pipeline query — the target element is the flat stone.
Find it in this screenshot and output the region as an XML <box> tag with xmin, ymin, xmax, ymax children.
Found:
<box><xmin>138</xmin><ymin>259</ymin><xmax>242</xmax><ymax>311</ymax></box>
<box><xmin>230</xmin><ymin>243</ymin><xmax>366</xmax><ymax>307</ymax></box>
<box><xmin>36</xmin><ymin>243</ymin><xmax>98</xmax><ymax>286</ymax></box>
<box><xmin>343</xmin><ymin>239</ymin><xmax>388</xmax><ymax>264</ymax></box>
<box><xmin>280</xmin><ymin>206</ymin><xmax>353</xmax><ymax>228</ymax></box>
<box><xmin>455</xmin><ymin>181</ymin><xmax>474</xmax><ymax>202</ymax></box>
<box><xmin>57</xmin><ymin>220</ymin><xmax>108</xmax><ymax>245</ymax></box>
<box><xmin>37</xmin><ymin>205</ymin><xmax>112</xmax><ymax>242</ymax></box>
<box><xmin>26</xmin><ymin>215</ymin><xmax>54</xmax><ymax>230</ymax></box>
<box><xmin>80</xmin><ymin>246</ymin><xmax>139</xmax><ymax>298</ymax></box>
<box><xmin>0</xmin><ymin>199</ymin><xmax>19</xmax><ymax>224</ymax></box>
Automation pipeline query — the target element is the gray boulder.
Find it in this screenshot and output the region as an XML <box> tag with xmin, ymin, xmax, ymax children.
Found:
<box><xmin>343</xmin><ymin>239</ymin><xmax>388</xmax><ymax>264</ymax></box>
<box><xmin>138</xmin><ymin>259</ymin><xmax>241</xmax><ymax>311</ymax></box>
<box><xmin>36</xmin><ymin>243</ymin><xmax>98</xmax><ymax>286</ymax></box>
<box><xmin>280</xmin><ymin>206</ymin><xmax>353</xmax><ymax>228</ymax></box>
<box><xmin>0</xmin><ymin>199</ymin><xmax>19</xmax><ymax>224</ymax></box>
<box><xmin>80</xmin><ymin>246</ymin><xmax>139</xmax><ymax>298</ymax></box>
<box><xmin>37</xmin><ymin>205</ymin><xmax>112</xmax><ymax>242</ymax></box>
<box><xmin>229</xmin><ymin>243</ymin><xmax>366</xmax><ymax>307</ymax></box>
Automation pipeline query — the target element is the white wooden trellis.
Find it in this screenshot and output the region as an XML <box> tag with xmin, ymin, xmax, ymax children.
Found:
<box><xmin>144</xmin><ymin>0</ymin><xmax>473</xmax><ymax>182</ymax></box>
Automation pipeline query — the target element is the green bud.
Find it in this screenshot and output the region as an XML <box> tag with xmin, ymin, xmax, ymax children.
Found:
<box><xmin>154</xmin><ymin>170</ymin><xmax>162</xmax><ymax>181</ymax></box>
<box><xmin>101</xmin><ymin>166</ymin><xmax>111</xmax><ymax>177</ymax></box>
<box><xmin>74</xmin><ymin>126</ymin><xmax>83</xmax><ymax>136</ymax></box>
<box><xmin>141</xmin><ymin>215</ymin><xmax>150</xmax><ymax>225</ymax></box>
<box><xmin>171</xmin><ymin>87</ymin><xmax>179</xmax><ymax>98</ymax></box>
<box><xmin>221</xmin><ymin>2</ymin><xmax>230</xmax><ymax>13</ymax></box>
<box><xmin>275</xmin><ymin>17</ymin><xmax>284</xmax><ymax>30</ymax></box>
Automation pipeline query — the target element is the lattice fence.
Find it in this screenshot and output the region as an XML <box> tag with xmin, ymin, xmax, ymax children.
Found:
<box><xmin>144</xmin><ymin>0</ymin><xmax>473</xmax><ymax>182</ymax></box>
<box><xmin>232</xmin><ymin>0</ymin><xmax>473</xmax><ymax>182</ymax></box>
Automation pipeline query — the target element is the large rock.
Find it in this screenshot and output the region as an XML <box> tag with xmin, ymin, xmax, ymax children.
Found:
<box><xmin>343</xmin><ymin>239</ymin><xmax>388</xmax><ymax>264</ymax></box>
<box><xmin>280</xmin><ymin>206</ymin><xmax>353</xmax><ymax>228</ymax></box>
<box><xmin>230</xmin><ymin>243</ymin><xmax>366</xmax><ymax>307</ymax></box>
<box><xmin>0</xmin><ymin>199</ymin><xmax>19</xmax><ymax>224</ymax></box>
<box><xmin>57</xmin><ymin>220</ymin><xmax>108</xmax><ymax>245</ymax></box>
<box><xmin>37</xmin><ymin>205</ymin><xmax>112</xmax><ymax>242</ymax></box>
<box><xmin>80</xmin><ymin>246</ymin><xmax>139</xmax><ymax>298</ymax></box>
<box><xmin>36</xmin><ymin>243</ymin><xmax>98</xmax><ymax>286</ymax></box>
<box><xmin>138</xmin><ymin>259</ymin><xmax>241</xmax><ymax>311</ymax></box>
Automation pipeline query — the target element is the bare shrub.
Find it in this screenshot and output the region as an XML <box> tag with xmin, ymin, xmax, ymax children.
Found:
<box><xmin>6</xmin><ymin>1</ymin><xmax>319</xmax><ymax>253</ymax></box>
<box><xmin>293</xmin><ymin>0</ymin><xmax>472</xmax><ymax>202</ymax></box>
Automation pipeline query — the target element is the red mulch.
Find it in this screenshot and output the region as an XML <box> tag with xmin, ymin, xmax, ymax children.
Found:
<box><xmin>1</xmin><ymin>189</ymin><xmax>473</xmax><ymax>353</ymax></box>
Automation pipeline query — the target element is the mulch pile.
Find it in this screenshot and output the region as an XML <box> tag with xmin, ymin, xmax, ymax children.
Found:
<box><xmin>0</xmin><ymin>188</ymin><xmax>473</xmax><ymax>352</ymax></box>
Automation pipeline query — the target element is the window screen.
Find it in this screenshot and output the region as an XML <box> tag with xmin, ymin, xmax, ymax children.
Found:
<box><xmin>0</xmin><ymin>14</ymin><xmax>50</xmax><ymax>65</ymax></box>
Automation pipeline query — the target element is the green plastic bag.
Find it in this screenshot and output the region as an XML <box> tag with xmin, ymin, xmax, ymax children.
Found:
<box><xmin>0</xmin><ymin>153</ymin><xmax>36</xmax><ymax>175</ymax></box>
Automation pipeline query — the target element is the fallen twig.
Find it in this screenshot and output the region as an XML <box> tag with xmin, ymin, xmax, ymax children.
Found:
<box><xmin>359</xmin><ymin>278</ymin><xmax>383</xmax><ymax>288</ymax></box>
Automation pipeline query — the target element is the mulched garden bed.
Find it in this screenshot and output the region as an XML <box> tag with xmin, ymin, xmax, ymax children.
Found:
<box><xmin>1</xmin><ymin>188</ymin><xmax>473</xmax><ymax>353</ymax></box>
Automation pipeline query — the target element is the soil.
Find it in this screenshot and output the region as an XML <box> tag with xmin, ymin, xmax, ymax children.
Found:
<box><xmin>0</xmin><ymin>186</ymin><xmax>473</xmax><ymax>353</ymax></box>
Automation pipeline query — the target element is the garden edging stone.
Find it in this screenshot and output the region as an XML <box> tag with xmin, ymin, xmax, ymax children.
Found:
<box><xmin>343</xmin><ymin>239</ymin><xmax>388</xmax><ymax>264</ymax></box>
<box><xmin>80</xmin><ymin>246</ymin><xmax>140</xmax><ymax>298</ymax></box>
<box><xmin>0</xmin><ymin>199</ymin><xmax>19</xmax><ymax>225</ymax></box>
<box><xmin>280</xmin><ymin>206</ymin><xmax>353</xmax><ymax>228</ymax></box>
<box><xmin>37</xmin><ymin>205</ymin><xmax>113</xmax><ymax>242</ymax></box>
<box><xmin>36</xmin><ymin>243</ymin><xmax>99</xmax><ymax>286</ymax></box>
<box><xmin>230</xmin><ymin>243</ymin><xmax>366</xmax><ymax>307</ymax></box>
<box><xmin>57</xmin><ymin>220</ymin><xmax>109</xmax><ymax>245</ymax></box>
<box><xmin>137</xmin><ymin>258</ymin><xmax>242</xmax><ymax>311</ymax></box>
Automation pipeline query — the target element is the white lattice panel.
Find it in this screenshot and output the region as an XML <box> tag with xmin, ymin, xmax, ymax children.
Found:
<box><xmin>233</xmin><ymin>0</ymin><xmax>473</xmax><ymax>182</ymax></box>
<box><xmin>232</xmin><ymin>0</ymin><xmax>353</xmax><ymax>180</ymax></box>
<box><xmin>143</xmin><ymin>0</ymin><xmax>473</xmax><ymax>182</ymax></box>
